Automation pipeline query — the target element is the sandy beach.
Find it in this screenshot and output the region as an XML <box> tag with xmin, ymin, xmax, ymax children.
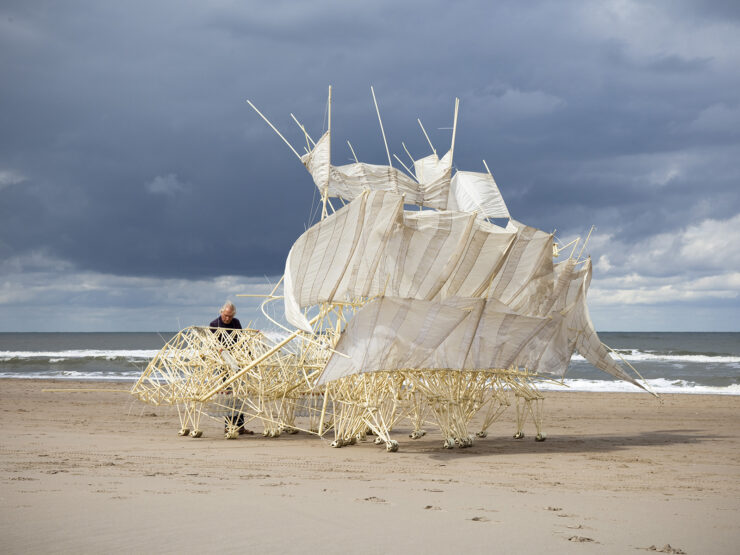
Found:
<box><xmin>1</xmin><ymin>379</ymin><xmax>738</xmax><ymax>554</ymax></box>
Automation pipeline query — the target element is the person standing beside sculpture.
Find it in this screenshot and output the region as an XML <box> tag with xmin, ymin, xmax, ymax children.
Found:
<box><xmin>210</xmin><ymin>301</ymin><xmax>253</xmax><ymax>435</ymax></box>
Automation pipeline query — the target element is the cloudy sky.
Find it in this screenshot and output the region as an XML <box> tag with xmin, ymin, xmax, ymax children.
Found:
<box><xmin>1</xmin><ymin>0</ymin><xmax>738</xmax><ymax>332</ymax></box>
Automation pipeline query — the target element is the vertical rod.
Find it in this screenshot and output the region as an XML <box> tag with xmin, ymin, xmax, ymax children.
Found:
<box><xmin>450</xmin><ymin>97</ymin><xmax>460</xmax><ymax>160</ymax></box>
<box><xmin>322</xmin><ymin>85</ymin><xmax>332</xmax><ymax>219</ymax></box>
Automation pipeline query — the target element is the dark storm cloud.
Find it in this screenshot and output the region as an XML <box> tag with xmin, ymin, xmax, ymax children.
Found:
<box><xmin>0</xmin><ymin>0</ymin><xmax>738</xmax><ymax>330</ymax></box>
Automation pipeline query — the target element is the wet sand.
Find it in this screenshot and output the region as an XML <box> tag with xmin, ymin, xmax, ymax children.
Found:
<box><xmin>1</xmin><ymin>379</ymin><xmax>739</xmax><ymax>554</ymax></box>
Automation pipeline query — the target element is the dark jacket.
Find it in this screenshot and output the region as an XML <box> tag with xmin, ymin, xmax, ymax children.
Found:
<box><xmin>209</xmin><ymin>316</ymin><xmax>242</xmax><ymax>330</ymax></box>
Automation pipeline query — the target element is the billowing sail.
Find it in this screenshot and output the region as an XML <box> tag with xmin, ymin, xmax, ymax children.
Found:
<box><xmin>284</xmin><ymin>190</ymin><xmax>517</xmax><ymax>331</ymax></box>
<box><xmin>487</xmin><ymin>220</ymin><xmax>554</xmax><ymax>305</ymax></box>
<box><xmin>448</xmin><ymin>170</ymin><xmax>510</xmax><ymax>220</ymax></box>
<box><xmin>284</xmin><ymin>190</ymin><xmax>403</xmax><ymax>331</ymax></box>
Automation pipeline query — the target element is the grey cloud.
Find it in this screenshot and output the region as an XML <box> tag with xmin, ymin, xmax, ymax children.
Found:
<box><xmin>0</xmin><ymin>1</ymin><xmax>738</xmax><ymax>330</ymax></box>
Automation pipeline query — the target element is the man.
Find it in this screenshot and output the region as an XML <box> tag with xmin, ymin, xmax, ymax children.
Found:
<box><xmin>210</xmin><ymin>300</ymin><xmax>241</xmax><ymax>330</ymax></box>
<box><xmin>210</xmin><ymin>301</ymin><xmax>253</xmax><ymax>436</ymax></box>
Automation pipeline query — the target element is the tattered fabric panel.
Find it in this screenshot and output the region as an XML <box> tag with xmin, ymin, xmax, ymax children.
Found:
<box><xmin>566</xmin><ymin>260</ymin><xmax>645</xmax><ymax>390</ymax></box>
<box><xmin>487</xmin><ymin>220</ymin><xmax>554</xmax><ymax>305</ymax></box>
<box><xmin>283</xmin><ymin>191</ymin><xmax>517</xmax><ymax>330</ymax></box>
<box><xmin>318</xmin><ymin>297</ymin><xmax>470</xmax><ymax>385</ymax></box>
<box><xmin>301</xmin><ymin>132</ymin><xmax>450</xmax><ymax>209</ymax></box>
<box><xmin>412</xmin><ymin>150</ymin><xmax>453</xmax><ymax>208</ymax></box>
<box><xmin>448</xmin><ymin>170</ymin><xmax>510</xmax><ymax>219</ymax></box>
<box><xmin>319</xmin><ymin>297</ymin><xmax>553</xmax><ymax>385</ymax></box>
<box><xmin>284</xmin><ymin>191</ymin><xmax>403</xmax><ymax>331</ymax></box>
<box><xmin>382</xmin><ymin>210</ymin><xmax>479</xmax><ymax>300</ymax></box>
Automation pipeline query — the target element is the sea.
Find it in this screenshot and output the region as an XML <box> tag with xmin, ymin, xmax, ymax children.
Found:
<box><xmin>0</xmin><ymin>331</ymin><xmax>738</xmax><ymax>395</ymax></box>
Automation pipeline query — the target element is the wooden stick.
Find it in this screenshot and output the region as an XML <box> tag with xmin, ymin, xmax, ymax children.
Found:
<box><xmin>347</xmin><ymin>140</ymin><xmax>359</xmax><ymax>164</ymax></box>
<box><xmin>321</xmin><ymin>86</ymin><xmax>332</xmax><ymax>219</ymax></box>
<box><xmin>577</xmin><ymin>225</ymin><xmax>595</xmax><ymax>261</ymax></box>
<box><xmin>450</xmin><ymin>97</ymin><xmax>460</xmax><ymax>160</ymax></box>
<box><xmin>418</xmin><ymin>118</ymin><xmax>436</xmax><ymax>156</ymax></box>
<box><xmin>246</xmin><ymin>100</ymin><xmax>302</xmax><ymax>161</ymax></box>
<box><xmin>393</xmin><ymin>154</ymin><xmax>418</xmax><ymax>182</ymax></box>
<box><xmin>290</xmin><ymin>113</ymin><xmax>316</xmax><ymax>148</ymax></box>
<box><xmin>371</xmin><ymin>86</ymin><xmax>393</xmax><ymax>167</ymax></box>
<box><xmin>402</xmin><ymin>142</ymin><xmax>416</xmax><ymax>170</ymax></box>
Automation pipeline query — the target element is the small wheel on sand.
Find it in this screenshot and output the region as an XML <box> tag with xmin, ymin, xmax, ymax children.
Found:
<box><xmin>374</xmin><ymin>437</ymin><xmax>384</xmax><ymax>445</ymax></box>
<box><xmin>386</xmin><ymin>440</ymin><xmax>399</xmax><ymax>453</ymax></box>
<box><xmin>178</xmin><ymin>428</ymin><xmax>190</xmax><ymax>436</ymax></box>
<box><xmin>535</xmin><ymin>433</ymin><xmax>547</xmax><ymax>442</ymax></box>
<box><xmin>330</xmin><ymin>439</ymin><xmax>343</xmax><ymax>448</ymax></box>
<box><xmin>443</xmin><ymin>438</ymin><xmax>455</xmax><ymax>449</ymax></box>
<box><xmin>225</xmin><ymin>430</ymin><xmax>239</xmax><ymax>440</ymax></box>
<box><xmin>476</xmin><ymin>431</ymin><xmax>487</xmax><ymax>438</ymax></box>
<box><xmin>189</xmin><ymin>430</ymin><xmax>203</xmax><ymax>438</ymax></box>
<box><xmin>513</xmin><ymin>431</ymin><xmax>525</xmax><ymax>440</ymax></box>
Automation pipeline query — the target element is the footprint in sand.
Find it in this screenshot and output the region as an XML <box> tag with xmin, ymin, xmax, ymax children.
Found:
<box><xmin>643</xmin><ymin>544</ymin><xmax>686</xmax><ymax>554</ymax></box>
<box><xmin>361</xmin><ymin>496</ymin><xmax>387</xmax><ymax>503</ymax></box>
<box><xmin>568</xmin><ymin>536</ymin><xmax>596</xmax><ymax>543</ymax></box>
<box><xmin>471</xmin><ymin>516</ymin><xmax>490</xmax><ymax>522</ymax></box>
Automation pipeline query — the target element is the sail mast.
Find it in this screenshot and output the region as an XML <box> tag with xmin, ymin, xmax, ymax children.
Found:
<box><xmin>321</xmin><ymin>85</ymin><xmax>332</xmax><ymax>220</ymax></box>
<box><xmin>450</xmin><ymin>97</ymin><xmax>460</xmax><ymax>160</ymax></box>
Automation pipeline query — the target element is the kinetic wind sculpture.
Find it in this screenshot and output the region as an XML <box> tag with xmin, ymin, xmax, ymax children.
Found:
<box><xmin>132</xmin><ymin>87</ymin><xmax>650</xmax><ymax>451</ymax></box>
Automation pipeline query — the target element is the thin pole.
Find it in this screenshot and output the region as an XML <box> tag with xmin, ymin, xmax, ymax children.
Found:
<box><xmin>576</xmin><ymin>225</ymin><xmax>595</xmax><ymax>261</ymax></box>
<box><xmin>402</xmin><ymin>142</ymin><xmax>415</xmax><ymax>169</ymax></box>
<box><xmin>246</xmin><ymin>100</ymin><xmax>302</xmax><ymax>161</ymax></box>
<box><xmin>393</xmin><ymin>154</ymin><xmax>417</xmax><ymax>181</ymax></box>
<box><xmin>347</xmin><ymin>140</ymin><xmax>359</xmax><ymax>163</ymax></box>
<box><xmin>371</xmin><ymin>85</ymin><xmax>393</xmax><ymax>167</ymax></box>
<box><xmin>290</xmin><ymin>113</ymin><xmax>316</xmax><ymax>148</ymax></box>
<box><xmin>418</xmin><ymin>118</ymin><xmax>436</xmax><ymax>156</ymax></box>
<box><xmin>321</xmin><ymin>86</ymin><xmax>332</xmax><ymax>219</ymax></box>
<box><xmin>450</xmin><ymin>97</ymin><xmax>460</xmax><ymax>159</ymax></box>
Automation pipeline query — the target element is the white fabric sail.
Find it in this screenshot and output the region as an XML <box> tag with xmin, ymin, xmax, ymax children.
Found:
<box><xmin>319</xmin><ymin>296</ymin><xmax>554</xmax><ymax>385</ymax></box>
<box><xmin>487</xmin><ymin>220</ymin><xmax>554</xmax><ymax>306</ymax></box>
<box><xmin>284</xmin><ymin>191</ymin><xmax>403</xmax><ymax>331</ymax></box>
<box><xmin>283</xmin><ymin>190</ymin><xmax>517</xmax><ymax>331</ymax></box>
<box><xmin>448</xmin><ymin>170</ymin><xmax>510</xmax><ymax>220</ymax></box>
<box><xmin>412</xmin><ymin>150</ymin><xmax>453</xmax><ymax>207</ymax></box>
<box><xmin>567</xmin><ymin>260</ymin><xmax>645</xmax><ymax>388</ymax></box>
<box><xmin>301</xmin><ymin>132</ymin><xmax>452</xmax><ymax>209</ymax></box>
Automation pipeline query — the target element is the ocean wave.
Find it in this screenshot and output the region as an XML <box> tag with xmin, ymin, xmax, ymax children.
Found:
<box><xmin>0</xmin><ymin>349</ymin><xmax>160</xmax><ymax>362</ymax></box>
<box><xmin>538</xmin><ymin>377</ymin><xmax>740</xmax><ymax>395</ymax></box>
<box><xmin>571</xmin><ymin>351</ymin><xmax>740</xmax><ymax>364</ymax></box>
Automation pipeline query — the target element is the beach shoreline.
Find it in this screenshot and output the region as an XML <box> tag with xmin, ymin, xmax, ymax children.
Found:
<box><xmin>2</xmin><ymin>379</ymin><xmax>739</xmax><ymax>553</ymax></box>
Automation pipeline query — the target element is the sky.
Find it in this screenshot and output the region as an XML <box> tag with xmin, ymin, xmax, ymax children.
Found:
<box><xmin>1</xmin><ymin>0</ymin><xmax>739</xmax><ymax>332</ymax></box>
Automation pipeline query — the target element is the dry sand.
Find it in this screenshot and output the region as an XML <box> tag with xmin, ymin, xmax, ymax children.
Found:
<box><xmin>1</xmin><ymin>379</ymin><xmax>739</xmax><ymax>554</ymax></box>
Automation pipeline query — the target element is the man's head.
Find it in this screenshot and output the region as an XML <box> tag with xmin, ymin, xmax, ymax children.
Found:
<box><xmin>220</xmin><ymin>301</ymin><xmax>237</xmax><ymax>323</ymax></box>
